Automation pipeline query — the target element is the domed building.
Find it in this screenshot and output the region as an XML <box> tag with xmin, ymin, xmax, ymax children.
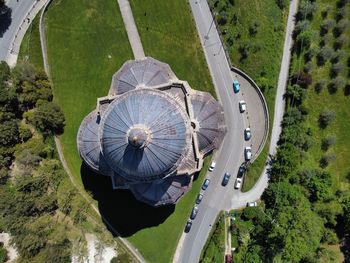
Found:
<box><xmin>77</xmin><ymin>57</ymin><xmax>226</xmax><ymax>206</ymax></box>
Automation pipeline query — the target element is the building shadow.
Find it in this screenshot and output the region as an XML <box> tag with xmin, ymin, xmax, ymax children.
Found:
<box><xmin>80</xmin><ymin>163</ymin><xmax>175</xmax><ymax>237</ymax></box>
<box><xmin>0</xmin><ymin>6</ymin><xmax>12</xmax><ymax>38</ymax></box>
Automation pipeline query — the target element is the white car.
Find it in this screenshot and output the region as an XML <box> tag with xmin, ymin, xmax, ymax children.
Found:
<box><xmin>244</xmin><ymin>146</ymin><xmax>252</xmax><ymax>161</ymax></box>
<box><xmin>239</xmin><ymin>100</ymin><xmax>246</xmax><ymax>112</ymax></box>
<box><xmin>244</xmin><ymin>128</ymin><xmax>251</xmax><ymax>141</ymax></box>
<box><xmin>208</xmin><ymin>161</ymin><xmax>216</xmax><ymax>172</ymax></box>
<box><xmin>234</xmin><ymin>177</ymin><xmax>242</xmax><ymax>189</ymax></box>
<box><xmin>247</xmin><ymin>201</ymin><xmax>258</xmax><ymax>207</ymax></box>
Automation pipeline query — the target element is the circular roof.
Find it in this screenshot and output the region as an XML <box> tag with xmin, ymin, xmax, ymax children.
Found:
<box><xmin>100</xmin><ymin>89</ymin><xmax>191</xmax><ymax>181</ymax></box>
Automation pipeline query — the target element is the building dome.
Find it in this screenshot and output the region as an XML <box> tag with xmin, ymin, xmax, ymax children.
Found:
<box><xmin>77</xmin><ymin>57</ymin><xmax>226</xmax><ymax>207</ymax></box>
<box><xmin>100</xmin><ymin>89</ymin><xmax>191</xmax><ymax>182</ymax></box>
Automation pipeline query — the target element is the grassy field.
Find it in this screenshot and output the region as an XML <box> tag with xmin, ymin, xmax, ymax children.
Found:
<box><xmin>129</xmin><ymin>0</ymin><xmax>215</xmax><ymax>96</ymax></box>
<box><xmin>208</xmin><ymin>0</ymin><xmax>288</xmax><ymax>191</ymax></box>
<box><xmin>45</xmin><ymin>0</ymin><xmax>133</xmax><ymax>185</ymax></box>
<box><xmin>18</xmin><ymin>12</ymin><xmax>43</xmax><ymax>69</ymax></box>
<box><xmin>289</xmin><ymin>0</ymin><xmax>350</xmax><ymax>191</ymax></box>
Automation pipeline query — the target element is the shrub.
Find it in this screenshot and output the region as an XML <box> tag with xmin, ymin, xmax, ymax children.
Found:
<box><xmin>330</xmin><ymin>63</ymin><xmax>345</xmax><ymax>77</ymax></box>
<box><xmin>294</xmin><ymin>20</ymin><xmax>310</xmax><ymax>37</ymax></box>
<box><xmin>275</xmin><ymin>0</ymin><xmax>289</xmax><ymax>9</ymax></box>
<box><xmin>304</xmin><ymin>46</ymin><xmax>318</xmax><ymax>61</ymax></box>
<box><xmin>296</xmin><ymin>30</ymin><xmax>313</xmax><ymax>50</ymax></box>
<box><xmin>333</xmin><ymin>19</ymin><xmax>349</xmax><ymax>37</ymax></box>
<box><xmin>299</xmin><ymin>1</ymin><xmax>318</xmax><ymax>20</ymax></box>
<box><xmin>249</xmin><ymin>21</ymin><xmax>259</xmax><ymax>36</ymax></box>
<box><xmin>336</xmin><ymin>6</ymin><xmax>347</xmax><ymax>21</ymax></box>
<box><xmin>321</xmin><ymin>136</ymin><xmax>336</xmax><ymax>151</ymax></box>
<box><xmin>328</xmin><ymin>76</ymin><xmax>346</xmax><ymax>93</ymax></box>
<box><xmin>331</xmin><ymin>50</ymin><xmax>347</xmax><ymax>63</ymax></box>
<box><xmin>321</xmin><ymin>5</ymin><xmax>331</xmax><ymax>19</ymax></box>
<box><xmin>320</xmin><ymin>153</ymin><xmax>336</xmax><ymax>168</ymax></box>
<box><xmin>321</xmin><ymin>228</ymin><xmax>339</xmax><ymax>245</ymax></box>
<box><xmin>317</xmin><ymin>47</ymin><xmax>333</xmax><ymax>65</ymax></box>
<box><xmin>334</xmin><ymin>34</ymin><xmax>348</xmax><ymax>50</ymax></box>
<box><xmin>19</xmin><ymin>124</ymin><xmax>32</xmax><ymax>142</ymax></box>
<box><xmin>320</xmin><ymin>19</ymin><xmax>335</xmax><ymax>35</ymax></box>
<box><xmin>319</xmin><ymin>109</ymin><xmax>336</xmax><ymax>128</ymax></box>
<box><xmin>315</xmin><ymin>79</ymin><xmax>327</xmax><ymax>93</ymax></box>
<box><xmin>303</xmin><ymin>61</ymin><xmax>313</xmax><ymax>73</ymax></box>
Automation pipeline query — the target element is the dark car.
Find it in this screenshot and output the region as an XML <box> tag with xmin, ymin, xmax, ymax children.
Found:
<box><xmin>202</xmin><ymin>179</ymin><xmax>210</xmax><ymax>190</ymax></box>
<box><xmin>184</xmin><ymin>219</ymin><xmax>192</xmax><ymax>233</ymax></box>
<box><xmin>196</xmin><ymin>193</ymin><xmax>203</xmax><ymax>204</ymax></box>
<box><xmin>190</xmin><ymin>206</ymin><xmax>199</xmax><ymax>220</ymax></box>
<box><xmin>237</xmin><ymin>163</ymin><xmax>246</xmax><ymax>178</ymax></box>
<box><xmin>222</xmin><ymin>172</ymin><xmax>231</xmax><ymax>186</ymax></box>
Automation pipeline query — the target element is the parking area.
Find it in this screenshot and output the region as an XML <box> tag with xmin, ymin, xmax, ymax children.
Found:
<box><xmin>231</xmin><ymin>68</ymin><xmax>269</xmax><ymax>162</ymax></box>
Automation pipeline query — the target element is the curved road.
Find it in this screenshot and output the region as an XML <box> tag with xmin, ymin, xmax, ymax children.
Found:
<box><xmin>174</xmin><ymin>0</ymin><xmax>299</xmax><ymax>262</ymax></box>
<box><xmin>0</xmin><ymin>0</ymin><xmax>47</xmax><ymax>67</ymax></box>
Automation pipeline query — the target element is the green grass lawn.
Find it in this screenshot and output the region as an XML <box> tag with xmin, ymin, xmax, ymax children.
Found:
<box><xmin>18</xmin><ymin>12</ymin><xmax>43</xmax><ymax>69</ymax></box>
<box><xmin>129</xmin><ymin>0</ymin><xmax>215</xmax><ymax>96</ymax></box>
<box><xmin>45</xmin><ymin>0</ymin><xmax>133</xmax><ymax>186</ymax></box>
<box><xmin>208</xmin><ymin>0</ymin><xmax>288</xmax><ymax>191</ymax></box>
<box><xmin>289</xmin><ymin>0</ymin><xmax>350</xmax><ymax>191</ymax></box>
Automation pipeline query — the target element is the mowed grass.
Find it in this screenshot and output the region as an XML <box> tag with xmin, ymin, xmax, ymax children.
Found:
<box><xmin>45</xmin><ymin>0</ymin><xmax>133</xmax><ymax>184</ymax></box>
<box><xmin>129</xmin><ymin>0</ymin><xmax>215</xmax><ymax>96</ymax></box>
<box><xmin>18</xmin><ymin>12</ymin><xmax>43</xmax><ymax>69</ymax></box>
<box><xmin>209</xmin><ymin>0</ymin><xmax>288</xmax><ymax>191</ymax></box>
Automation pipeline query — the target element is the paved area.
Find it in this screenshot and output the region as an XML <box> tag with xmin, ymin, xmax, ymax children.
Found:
<box><xmin>117</xmin><ymin>0</ymin><xmax>145</xmax><ymax>59</ymax></box>
<box><xmin>0</xmin><ymin>0</ymin><xmax>47</xmax><ymax>67</ymax></box>
<box><xmin>231</xmin><ymin>69</ymin><xmax>268</xmax><ymax>161</ymax></box>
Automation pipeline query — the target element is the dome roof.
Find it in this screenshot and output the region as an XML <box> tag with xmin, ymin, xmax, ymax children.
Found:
<box><xmin>77</xmin><ymin>111</ymin><xmax>113</xmax><ymax>176</ymax></box>
<box><xmin>109</xmin><ymin>57</ymin><xmax>176</xmax><ymax>95</ymax></box>
<box><xmin>100</xmin><ymin>88</ymin><xmax>192</xmax><ymax>181</ymax></box>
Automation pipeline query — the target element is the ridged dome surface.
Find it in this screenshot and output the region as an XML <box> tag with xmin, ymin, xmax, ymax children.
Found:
<box><xmin>100</xmin><ymin>89</ymin><xmax>191</xmax><ymax>181</ymax></box>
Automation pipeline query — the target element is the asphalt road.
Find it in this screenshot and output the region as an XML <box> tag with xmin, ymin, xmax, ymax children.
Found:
<box><xmin>174</xmin><ymin>1</ymin><xmax>248</xmax><ymax>262</ymax></box>
<box><xmin>0</xmin><ymin>0</ymin><xmax>44</xmax><ymax>66</ymax></box>
<box><xmin>174</xmin><ymin>0</ymin><xmax>299</xmax><ymax>262</ymax></box>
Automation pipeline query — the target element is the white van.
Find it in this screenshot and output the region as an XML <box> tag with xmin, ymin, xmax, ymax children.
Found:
<box><xmin>244</xmin><ymin>147</ymin><xmax>252</xmax><ymax>161</ymax></box>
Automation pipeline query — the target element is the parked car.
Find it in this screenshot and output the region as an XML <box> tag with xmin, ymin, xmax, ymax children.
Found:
<box><xmin>247</xmin><ymin>201</ymin><xmax>258</xmax><ymax>207</ymax></box>
<box><xmin>244</xmin><ymin>127</ymin><xmax>252</xmax><ymax>141</ymax></box>
<box><xmin>239</xmin><ymin>100</ymin><xmax>246</xmax><ymax>112</ymax></box>
<box><xmin>190</xmin><ymin>206</ymin><xmax>199</xmax><ymax>220</ymax></box>
<box><xmin>233</xmin><ymin>80</ymin><xmax>240</xmax><ymax>93</ymax></box>
<box><xmin>202</xmin><ymin>179</ymin><xmax>210</xmax><ymax>190</ymax></box>
<box><xmin>244</xmin><ymin>146</ymin><xmax>252</xmax><ymax>161</ymax></box>
<box><xmin>222</xmin><ymin>172</ymin><xmax>231</xmax><ymax>186</ymax></box>
<box><xmin>234</xmin><ymin>177</ymin><xmax>242</xmax><ymax>189</ymax></box>
<box><xmin>208</xmin><ymin>161</ymin><xmax>216</xmax><ymax>172</ymax></box>
<box><xmin>237</xmin><ymin>163</ymin><xmax>246</xmax><ymax>178</ymax></box>
<box><xmin>184</xmin><ymin>219</ymin><xmax>192</xmax><ymax>233</ymax></box>
<box><xmin>196</xmin><ymin>193</ymin><xmax>203</xmax><ymax>204</ymax></box>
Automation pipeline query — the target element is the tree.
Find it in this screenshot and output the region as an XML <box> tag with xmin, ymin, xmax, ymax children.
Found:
<box><xmin>328</xmin><ymin>76</ymin><xmax>346</xmax><ymax>93</ymax></box>
<box><xmin>249</xmin><ymin>21</ymin><xmax>259</xmax><ymax>36</ymax></box>
<box><xmin>27</xmin><ymin>101</ymin><xmax>65</xmax><ymax>135</ymax></box>
<box><xmin>0</xmin><ymin>120</ymin><xmax>19</xmax><ymax>147</ymax></box>
<box><xmin>0</xmin><ymin>61</ymin><xmax>10</xmax><ymax>83</ymax></box>
<box><xmin>320</xmin><ymin>19</ymin><xmax>335</xmax><ymax>35</ymax></box>
<box><xmin>333</xmin><ymin>19</ymin><xmax>349</xmax><ymax>37</ymax></box>
<box><xmin>319</xmin><ymin>109</ymin><xmax>336</xmax><ymax>128</ymax></box>
<box><xmin>317</xmin><ymin>47</ymin><xmax>333</xmax><ymax>65</ymax></box>
<box><xmin>285</xmin><ymin>84</ymin><xmax>305</xmax><ymax>106</ymax></box>
<box><xmin>319</xmin><ymin>153</ymin><xmax>336</xmax><ymax>168</ymax></box>
<box><xmin>298</xmin><ymin>169</ymin><xmax>332</xmax><ymax>201</ymax></box>
<box><xmin>321</xmin><ymin>136</ymin><xmax>336</xmax><ymax>151</ymax></box>
<box><xmin>315</xmin><ymin>79</ymin><xmax>327</xmax><ymax>93</ymax></box>
<box><xmin>275</xmin><ymin>0</ymin><xmax>289</xmax><ymax>10</ymax></box>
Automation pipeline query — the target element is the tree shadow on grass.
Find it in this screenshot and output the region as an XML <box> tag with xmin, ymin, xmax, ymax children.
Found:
<box><xmin>80</xmin><ymin>163</ymin><xmax>175</xmax><ymax>237</ymax></box>
<box><xmin>0</xmin><ymin>6</ymin><xmax>12</xmax><ymax>38</ymax></box>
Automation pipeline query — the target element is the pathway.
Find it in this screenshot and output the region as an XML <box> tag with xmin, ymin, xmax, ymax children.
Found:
<box><xmin>117</xmin><ymin>0</ymin><xmax>145</xmax><ymax>59</ymax></box>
